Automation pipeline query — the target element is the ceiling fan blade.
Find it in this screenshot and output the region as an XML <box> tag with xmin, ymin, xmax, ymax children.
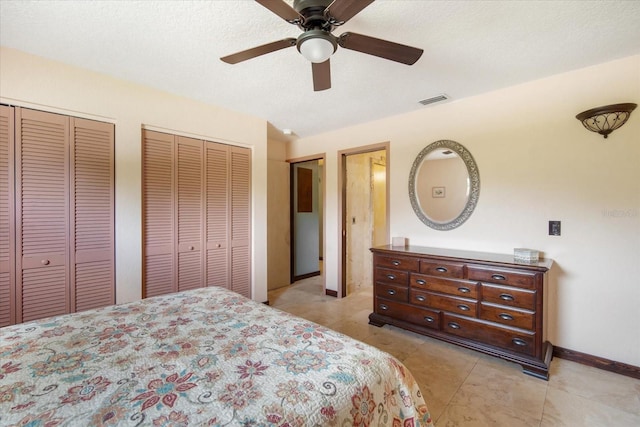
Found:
<box><xmin>255</xmin><ymin>0</ymin><xmax>302</xmax><ymax>24</ymax></box>
<box><xmin>221</xmin><ymin>38</ymin><xmax>297</xmax><ymax>64</ymax></box>
<box><xmin>312</xmin><ymin>60</ymin><xmax>331</xmax><ymax>91</ymax></box>
<box><xmin>338</xmin><ymin>32</ymin><xmax>423</xmax><ymax>65</ymax></box>
<box><xmin>326</xmin><ymin>0</ymin><xmax>375</xmax><ymax>24</ymax></box>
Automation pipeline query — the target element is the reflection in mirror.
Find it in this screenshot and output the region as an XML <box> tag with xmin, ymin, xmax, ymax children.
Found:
<box><xmin>409</xmin><ymin>140</ymin><xmax>480</xmax><ymax>230</ymax></box>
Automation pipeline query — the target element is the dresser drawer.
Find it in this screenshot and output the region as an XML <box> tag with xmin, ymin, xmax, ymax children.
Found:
<box><xmin>443</xmin><ymin>314</ymin><xmax>536</xmax><ymax>356</ymax></box>
<box><xmin>468</xmin><ymin>266</ymin><xmax>536</xmax><ymax>289</ymax></box>
<box><xmin>410</xmin><ymin>289</ymin><xmax>477</xmax><ymax>318</ymax></box>
<box><xmin>375</xmin><ymin>267</ymin><xmax>409</xmax><ymax>286</ymax></box>
<box><xmin>482</xmin><ymin>284</ymin><xmax>536</xmax><ymax>311</ymax></box>
<box><xmin>374</xmin><ymin>255</ymin><xmax>419</xmax><ymax>272</ymax></box>
<box><xmin>411</xmin><ymin>274</ymin><xmax>478</xmax><ymax>298</ymax></box>
<box><xmin>375</xmin><ymin>283</ymin><xmax>408</xmax><ymax>302</ymax></box>
<box><xmin>480</xmin><ymin>303</ymin><xmax>535</xmax><ymax>330</ymax></box>
<box><xmin>420</xmin><ymin>260</ymin><xmax>465</xmax><ymax>278</ymax></box>
<box><xmin>375</xmin><ymin>298</ymin><xmax>440</xmax><ymax>330</ymax></box>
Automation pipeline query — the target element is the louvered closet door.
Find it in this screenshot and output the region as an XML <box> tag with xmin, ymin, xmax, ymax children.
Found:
<box><xmin>71</xmin><ymin>118</ymin><xmax>114</xmax><ymax>312</ymax></box>
<box><xmin>0</xmin><ymin>106</ymin><xmax>15</xmax><ymax>326</ymax></box>
<box><xmin>142</xmin><ymin>130</ymin><xmax>175</xmax><ymax>297</ymax></box>
<box><xmin>175</xmin><ymin>137</ymin><xmax>203</xmax><ymax>292</ymax></box>
<box><xmin>16</xmin><ymin>108</ymin><xmax>70</xmax><ymax>322</ymax></box>
<box><xmin>204</xmin><ymin>142</ymin><xmax>229</xmax><ymax>289</ymax></box>
<box><xmin>230</xmin><ymin>146</ymin><xmax>251</xmax><ymax>298</ymax></box>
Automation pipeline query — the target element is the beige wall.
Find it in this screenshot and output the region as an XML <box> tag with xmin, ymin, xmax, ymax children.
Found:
<box><xmin>288</xmin><ymin>55</ymin><xmax>640</xmax><ymax>367</ymax></box>
<box><xmin>0</xmin><ymin>47</ymin><xmax>270</xmax><ymax>303</ymax></box>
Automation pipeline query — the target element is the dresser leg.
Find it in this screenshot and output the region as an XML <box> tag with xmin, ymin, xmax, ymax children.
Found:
<box><xmin>521</xmin><ymin>341</ymin><xmax>553</xmax><ymax>380</ymax></box>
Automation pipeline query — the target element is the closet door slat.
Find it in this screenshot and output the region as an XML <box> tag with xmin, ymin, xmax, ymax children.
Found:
<box><xmin>142</xmin><ymin>130</ymin><xmax>175</xmax><ymax>297</ymax></box>
<box><xmin>230</xmin><ymin>146</ymin><xmax>251</xmax><ymax>298</ymax></box>
<box><xmin>16</xmin><ymin>108</ymin><xmax>69</xmax><ymax>322</ymax></box>
<box><xmin>205</xmin><ymin>142</ymin><xmax>229</xmax><ymax>289</ymax></box>
<box><xmin>0</xmin><ymin>106</ymin><xmax>15</xmax><ymax>326</ymax></box>
<box><xmin>176</xmin><ymin>136</ymin><xmax>203</xmax><ymax>292</ymax></box>
<box><xmin>71</xmin><ymin>118</ymin><xmax>115</xmax><ymax>312</ymax></box>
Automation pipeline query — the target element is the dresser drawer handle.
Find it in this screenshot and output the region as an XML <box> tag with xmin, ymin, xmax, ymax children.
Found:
<box><xmin>512</xmin><ymin>338</ymin><xmax>528</xmax><ymax>346</ymax></box>
<box><xmin>424</xmin><ymin>316</ymin><xmax>435</xmax><ymax>323</ymax></box>
<box><xmin>435</xmin><ymin>267</ymin><xmax>448</xmax><ymax>273</ymax></box>
<box><xmin>379</xmin><ymin>304</ymin><xmax>388</xmax><ymax>311</ymax></box>
<box><xmin>387</xmin><ymin>289</ymin><xmax>396</xmax><ymax>296</ymax></box>
<box><xmin>492</xmin><ymin>274</ymin><xmax>507</xmax><ymax>281</ymax></box>
<box><xmin>447</xmin><ymin>322</ymin><xmax>461</xmax><ymax>330</ymax></box>
<box><xmin>500</xmin><ymin>293</ymin><xmax>515</xmax><ymax>301</ymax></box>
<box><xmin>386</xmin><ymin>274</ymin><xmax>396</xmax><ymax>280</ymax></box>
<box><xmin>457</xmin><ymin>304</ymin><xmax>470</xmax><ymax>311</ymax></box>
<box><xmin>416</xmin><ymin>279</ymin><xmax>426</xmax><ymax>286</ymax></box>
<box><xmin>416</xmin><ymin>295</ymin><xmax>426</xmax><ymax>302</ymax></box>
<box><xmin>499</xmin><ymin>313</ymin><xmax>514</xmax><ymax>321</ymax></box>
<box><xmin>458</xmin><ymin>287</ymin><xmax>470</xmax><ymax>293</ymax></box>
<box><xmin>392</xmin><ymin>260</ymin><xmax>401</xmax><ymax>266</ymax></box>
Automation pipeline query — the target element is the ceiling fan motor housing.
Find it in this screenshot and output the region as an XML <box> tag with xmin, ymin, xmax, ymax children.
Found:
<box><xmin>293</xmin><ymin>0</ymin><xmax>335</xmax><ymax>30</ymax></box>
<box><xmin>293</xmin><ymin>0</ymin><xmax>338</xmax><ymax>62</ymax></box>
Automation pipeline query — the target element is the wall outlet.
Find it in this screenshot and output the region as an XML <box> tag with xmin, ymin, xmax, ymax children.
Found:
<box><xmin>549</xmin><ymin>220</ymin><xmax>561</xmax><ymax>236</ymax></box>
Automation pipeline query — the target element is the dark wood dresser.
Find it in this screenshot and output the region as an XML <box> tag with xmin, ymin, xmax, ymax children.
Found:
<box><xmin>369</xmin><ymin>245</ymin><xmax>554</xmax><ymax>379</ymax></box>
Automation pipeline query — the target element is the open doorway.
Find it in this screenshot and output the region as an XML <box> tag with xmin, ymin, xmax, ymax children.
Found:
<box><xmin>290</xmin><ymin>158</ymin><xmax>324</xmax><ymax>284</ymax></box>
<box><xmin>340</xmin><ymin>145</ymin><xmax>389</xmax><ymax>297</ymax></box>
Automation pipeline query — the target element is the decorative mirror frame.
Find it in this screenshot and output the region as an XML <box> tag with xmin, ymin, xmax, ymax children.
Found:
<box><xmin>408</xmin><ymin>140</ymin><xmax>480</xmax><ymax>230</ymax></box>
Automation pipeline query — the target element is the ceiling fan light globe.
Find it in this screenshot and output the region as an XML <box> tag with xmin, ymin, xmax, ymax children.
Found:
<box><xmin>299</xmin><ymin>37</ymin><xmax>335</xmax><ymax>63</ymax></box>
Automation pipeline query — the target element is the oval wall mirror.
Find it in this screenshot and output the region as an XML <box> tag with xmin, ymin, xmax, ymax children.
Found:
<box><xmin>408</xmin><ymin>140</ymin><xmax>480</xmax><ymax>230</ymax></box>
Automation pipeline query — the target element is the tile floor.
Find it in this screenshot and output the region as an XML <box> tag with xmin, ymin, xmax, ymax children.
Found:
<box><xmin>268</xmin><ymin>276</ymin><xmax>640</xmax><ymax>426</ymax></box>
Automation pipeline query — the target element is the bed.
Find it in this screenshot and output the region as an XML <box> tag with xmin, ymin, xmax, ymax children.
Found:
<box><xmin>0</xmin><ymin>286</ymin><xmax>433</xmax><ymax>426</ymax></box>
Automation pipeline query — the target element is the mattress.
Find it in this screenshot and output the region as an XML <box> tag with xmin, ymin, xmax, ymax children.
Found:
<box><xmin>0</xmin><ymin>286</ymin><xmax>433</xmax><ymax>426</ymax></box>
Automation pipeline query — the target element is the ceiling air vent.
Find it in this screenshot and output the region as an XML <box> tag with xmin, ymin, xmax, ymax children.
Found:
<box><xmin>418</xmin><ymin>94</ymin><xmax>449</xmax><ymax>106</ymax></box>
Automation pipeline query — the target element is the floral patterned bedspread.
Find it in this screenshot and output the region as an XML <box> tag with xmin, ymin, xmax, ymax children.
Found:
<box><xmin>0</xmin><ymin>286</ymin><xmax>433</xmax><ymax>426</ymax></box>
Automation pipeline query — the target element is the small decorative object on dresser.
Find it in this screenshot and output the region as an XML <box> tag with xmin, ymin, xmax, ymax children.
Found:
<box><xmin>370</xmin><ymin>244</ymin><xmax>554</xmax><ymax>380</ymax></box>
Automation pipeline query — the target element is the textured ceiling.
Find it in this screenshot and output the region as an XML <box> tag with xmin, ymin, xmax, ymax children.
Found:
<box><xmin>1</xmin><ymin>1</ymin><xmax>639</xmax><ymax>142</ymax></box>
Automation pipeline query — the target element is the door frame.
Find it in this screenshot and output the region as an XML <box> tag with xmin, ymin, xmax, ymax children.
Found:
<box><xmin>338</xmin><ymin>142</ymin><xmax>390</xmax><ymax>297</ymax></box>
<box><xmin>288</xmin><ymin>153</ymin><xmax>326</xmax><ymax>288</ymax></box>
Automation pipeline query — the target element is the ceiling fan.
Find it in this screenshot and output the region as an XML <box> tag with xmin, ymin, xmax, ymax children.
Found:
<box><xmin>220</xmin><ymin>0</ymin><xmax>424</xmax><ymax>91</ymax></box>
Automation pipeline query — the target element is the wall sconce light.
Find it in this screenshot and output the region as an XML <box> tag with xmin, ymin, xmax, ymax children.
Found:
<box><xmin>576</xmin><ymin>103</ymin><xmax>637</xmax><ymax>139</ymax></box>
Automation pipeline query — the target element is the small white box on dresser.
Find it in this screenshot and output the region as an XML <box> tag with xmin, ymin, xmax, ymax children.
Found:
<box><xmin>391</xmin><ymin>237</ymin><xmax>408</xmax><ymax>247</ymax></box>
<box><xmin>514</xmin><ymin>248</ymin><xmax>539</xmax><ymax>263</ymax></box>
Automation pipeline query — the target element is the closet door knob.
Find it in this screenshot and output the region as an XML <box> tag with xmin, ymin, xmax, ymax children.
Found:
<box><xmin>189</xmin><ymin>246</ymin><xmax>194</xmax><ymax>250</ymax></box>
<box><xmin>41</xmin><ymin>259</ymin><xmax>50</xmax><ymax>266</ymax></box>
<box><xmin>216</xmin><ymin>244</ymin><xmax>221</xmax><ymax>248</ymax></box>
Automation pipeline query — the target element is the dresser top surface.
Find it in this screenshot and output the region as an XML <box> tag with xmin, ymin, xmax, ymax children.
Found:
<box><xmin>371</xmin><ymin>245</ymin><xmax>553</xmax><ymax>271</ymax></box>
